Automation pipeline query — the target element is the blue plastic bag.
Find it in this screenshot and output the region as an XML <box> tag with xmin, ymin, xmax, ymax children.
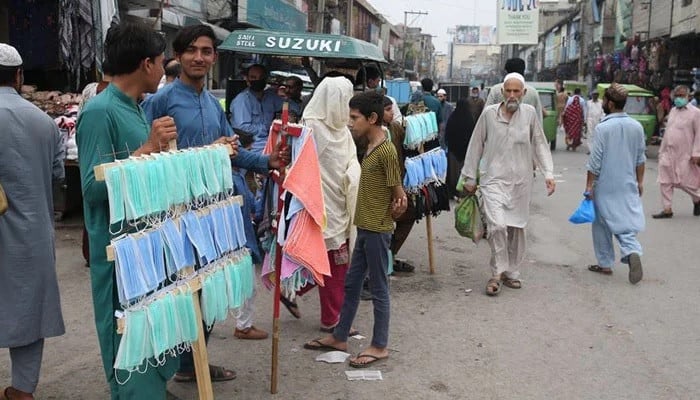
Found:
<box><xmin>568</xmin><ymin>196</ymin><xmax>595</xmax><ymax>224</ymax></box>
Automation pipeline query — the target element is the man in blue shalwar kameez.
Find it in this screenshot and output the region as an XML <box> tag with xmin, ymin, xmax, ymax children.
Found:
<box><xmin>585</xmin><ymin>83</ymin><xmax>646</xmax><ymax>284</ymax></box>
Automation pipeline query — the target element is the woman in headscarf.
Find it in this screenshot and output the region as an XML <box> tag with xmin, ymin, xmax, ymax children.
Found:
<box><xmin>563</xmin><ymin>94</ymin><xmax>584</xmax><ymax>151</ymax></box>
<box><xmin>281</xmin><ymin>76</ymin><xmax>362</xmax><ymax>334</ymax></box>
<box><xmin>445</xmin><ymin>98</ymin><xmax>476</xmax><ymax>198</ymax></box>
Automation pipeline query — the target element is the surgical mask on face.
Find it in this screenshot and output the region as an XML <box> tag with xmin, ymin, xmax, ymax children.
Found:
<box><xmin>505</xmin><ymin>99</ymin><xmax>520</xmax><ymax>112</ymax></box>
<box><xmin>249</xmin><ymin>79</ymin><xmax>266</xmax><ymax>92</ymax></box>
<box><xmin>674</xmin><ymin>97</ymin><xmax>689</xmax><ymax>108</ymax></box>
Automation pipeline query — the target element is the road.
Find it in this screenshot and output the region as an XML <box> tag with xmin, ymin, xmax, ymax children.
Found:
<box><xmin>2</xmin><ymin>137</ymin><xmax>699</xmax><ymax>400</ymax></box>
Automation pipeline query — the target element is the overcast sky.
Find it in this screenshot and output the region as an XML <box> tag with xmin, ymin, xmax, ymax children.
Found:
<box><xmin>370</xmin><ymin>0</ymin><xmax>498</xmax><ymax>53</ymax></box>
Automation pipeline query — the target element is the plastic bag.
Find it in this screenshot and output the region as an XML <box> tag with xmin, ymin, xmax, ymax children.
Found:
<box><xmin>568</xmin><ymin>197</ymin><xmax>595</xmax><ymax>224</ymax></box>
<box><xmin>454</xmin><ymin>195</ymin><xmax>485</xmax><ymax>243</ymax></box>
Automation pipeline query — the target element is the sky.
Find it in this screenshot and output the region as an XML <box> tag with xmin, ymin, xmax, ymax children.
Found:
<box><xmin>370</xmin><ymin>0</ymin><xmax>499</xmax><ymax>53</ymax></box>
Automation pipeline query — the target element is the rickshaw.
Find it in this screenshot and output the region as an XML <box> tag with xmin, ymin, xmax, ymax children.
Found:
<box><xmin>218</xmin><ymin>28</ymin><xmax>388</xmax><ymax>113</ymax></box>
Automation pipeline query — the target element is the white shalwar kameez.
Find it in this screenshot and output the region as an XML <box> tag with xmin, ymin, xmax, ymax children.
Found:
<box><xmin>461</xmin><ymin>103</ymin><xmax>554</xmax><ymax>278</ymax></box>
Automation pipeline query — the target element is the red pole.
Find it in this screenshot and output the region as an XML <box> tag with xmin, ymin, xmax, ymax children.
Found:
<box><xmin>270</xmin><ymin>102</ymin><xmax>289</xmax><ymax>394</ymax></box>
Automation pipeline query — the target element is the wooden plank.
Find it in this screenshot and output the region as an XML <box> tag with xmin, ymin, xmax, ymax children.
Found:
<box><xmin>426</xmin><ymin>214</ymin><xmax>435</xmax><ymax>274</ymax></box>
<box><xmin>191</xmin><ymin>293</ymin><xmax>214</xmax><ymax>399</ymax></box>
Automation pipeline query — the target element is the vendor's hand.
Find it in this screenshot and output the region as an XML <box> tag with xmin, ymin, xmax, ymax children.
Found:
<box><xmin>268</xmin><ymin>141</ymin><xmax>290</xmax><ymax>169</ymax></box>
<box><xmin>390</xmin><ymin>194</ymin><xmax>408</xmax><ymax>220</ymax></box>
<box><xmin>137</xmin><ymin>116</ymin><xmax>177</xmax><ymax>155</ymax></box>
<box><xmin>545</xmin><ymin>178</ymin><xmax>556</xmax><ymax>196</ymax></box>
<box><xmin>691</xmin><ymin>156</ymin><xmax>700</xmax><ymax>166</ymax></box>
<box><xmin>464</xmin><ymin>184</ymin><xmax>477</xmax><ymax>195</ymax></box>
<box><xmin>214</xmin><ymin>135</ymin><xmax>239</xmax><ymax>158</ymax></box>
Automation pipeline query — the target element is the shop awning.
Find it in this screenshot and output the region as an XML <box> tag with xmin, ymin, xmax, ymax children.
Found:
<box><xmin>160</xmin><ymin>9</ymin><xmax>230</xmax><ymax>41</ymax></box>
<box><xmin>219</xmin><ymin>29</ymin><xmax>387</xmax><ymax>63</ymax></box>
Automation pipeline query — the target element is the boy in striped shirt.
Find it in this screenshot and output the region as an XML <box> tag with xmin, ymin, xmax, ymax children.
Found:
<box><xmin>304</xmin><ymin>91</ymin><xmax>407</xmax><ymax>368</ymax></box>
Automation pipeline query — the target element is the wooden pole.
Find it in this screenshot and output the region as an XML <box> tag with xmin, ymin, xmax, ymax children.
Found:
<box><xmin>191</xmin><ymin>294</ymin><xmax>214</xmax><ymax>400</ymax></box>
<box><xmin>270</xmin><ymin>102</ymin><xmax>289</xmax><ymax>394</ymax></box>
<box><xmin>426</xmin><ymin>214</ymin><xmax>435</xmax><ymax>274</ymax></box>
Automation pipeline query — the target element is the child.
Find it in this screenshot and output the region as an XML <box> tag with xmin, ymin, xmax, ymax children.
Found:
<box><xmin>304</xmin><ymin>91</ymin><xmax>407</xmax><ymax>368</ymax></box>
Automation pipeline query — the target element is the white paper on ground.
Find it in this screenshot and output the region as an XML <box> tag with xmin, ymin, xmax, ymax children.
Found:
<box><xmin>345</xmin><ymin>370</ymin><xmax>383</xmax><ymax>381</ymax></box>
<box><xmin>351</xmin><ymin>334</ymin><xmax>366</xmax><ymax>340</ymax></box>
<box><xmin>315</xmin><ymin>351</ymin><xmax>350</xmax><ymax>364</ymax></box>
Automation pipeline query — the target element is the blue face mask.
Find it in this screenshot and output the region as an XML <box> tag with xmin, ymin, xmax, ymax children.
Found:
<box><xmin>674</xmin><ymin>97</ymin><xmax>689</xmax><ymax>108</ymax></box>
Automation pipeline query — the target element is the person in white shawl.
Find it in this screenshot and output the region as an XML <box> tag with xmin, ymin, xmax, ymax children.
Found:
<box><xmin>285</xmin><ymin>76</ymin><xmax>361</xmax><ymax>332</ymax></box>
<box><xmin>459</xmin><ymin>73</ymin><xmax>556</xmax><ymax>296</ymax></box>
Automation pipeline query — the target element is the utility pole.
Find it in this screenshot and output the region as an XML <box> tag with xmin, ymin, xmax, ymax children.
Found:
<box><xmin>402</xmin><ymin>10</ymin><xmax>428</xmax><ymax>76</ymax></box>
<box><xmin>577</xmin><ymin>0</ymin><xmax>585</xmax><ymax>82</ymax></box>
<box><xmin>346</xmin><ymin>0</ymin><xmax>353</xmax><ymax>37</ymax></box>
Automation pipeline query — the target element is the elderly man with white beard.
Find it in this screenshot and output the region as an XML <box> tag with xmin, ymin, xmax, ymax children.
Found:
<box><xmin>458</xmin><ymin>72</ymin><xmax>556</xmax><ymax>296</ymax></box>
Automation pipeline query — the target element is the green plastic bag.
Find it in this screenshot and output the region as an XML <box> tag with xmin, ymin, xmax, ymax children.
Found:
<box><xmin>454</xmin><ymin>195</ymin><xmax>485</xmax><ymax>243</ymax></box>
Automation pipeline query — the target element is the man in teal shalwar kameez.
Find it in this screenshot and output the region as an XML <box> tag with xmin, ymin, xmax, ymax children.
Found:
<box><xmin>76</xmin><ymin>22</ymin><xmax>179</xmax><ymax>399</ymax></box>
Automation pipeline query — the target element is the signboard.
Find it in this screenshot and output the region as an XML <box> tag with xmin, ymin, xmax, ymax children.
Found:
<box><xmin>455</xmin><ymin>26</ymin><xmax>480</xmax><ymax>44</ymax></box>
<box><xmin>497</xmin><ymin>0</ymin><xmax>539</xmax><ymax>45</ymax></box>
<box><xmin>238</xmin><ymin>0</ymin><xmax>307</xmax><ymax>33</ymax></box>
<box><xmin>219</xmin><ymin>29</ymin><xmax>387</xmax><ymax>62</ymax></box>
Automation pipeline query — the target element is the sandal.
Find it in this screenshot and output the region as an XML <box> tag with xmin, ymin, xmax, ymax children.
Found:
<box><xmin>588</xmin><ymin>265</ymin><xmax>612</xmax><ymax>275</ymax></box>
<box><xmin>348</xmin><ymin>353</ymin><xmax>388</xmax><ymax>369</ymax></box>
<box><xmin>501</xmin><ymin>277</ymin><xmax>522</xmax><ymax>289</ymax></box>
<box><xmin>393</xmin><ymin>259</ymin><xmax>415</xmax><ymax>273</ymax></box>
<box><xmin>303</xmin><ymin>339</ymin><xmax>346</xmax><ymax>352</ymax></box>
<box><xmin>485</xmin><ymin>277</ymin><xmax>501</xmax><ymax>296</ymax></box>
<box><xmin>173</xmin><ymin>365</ymin><xmax>236</xmax><ymax>383</ymax></box>
<box><xmin>280</xmin><ymin>295</ymin><xmax>301</xmax><ymax>319</ymax></box>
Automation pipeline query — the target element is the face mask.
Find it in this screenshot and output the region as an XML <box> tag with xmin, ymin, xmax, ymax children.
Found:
<box><xmin>471</xmin><ymin>94</ymin><xmax>479</xmax><ymax>98</ymax></box>
<box><xmin>249</xmin><ymin>79</ymin><xmax>266</xmax><ymax>92</ymax></box>
<box><xmin>674</xmin><ymin>97</ymin><xmax>688</xmax><ymax>108</ymax></box>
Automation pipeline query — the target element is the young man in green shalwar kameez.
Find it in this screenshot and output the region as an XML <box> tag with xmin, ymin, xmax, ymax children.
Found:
<box><xmin>76</xmin><ymin>22</ymin><xmax>180</xmax><ymax>399</ymax></box>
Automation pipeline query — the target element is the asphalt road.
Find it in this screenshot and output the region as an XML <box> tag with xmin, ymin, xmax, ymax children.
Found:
<box><xmin>2</xmin><ymin>134</ymin><xmax>699</xmax><ymax>400</ymax></box>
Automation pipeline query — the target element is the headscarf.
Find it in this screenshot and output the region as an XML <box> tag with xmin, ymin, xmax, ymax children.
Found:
<box><xmin>302</xmin><ymin>76</ymin><xmax>354</xmax><ymax>131</ymax></box>
<box><xmin>301</xmin><ymin>76</ymin><xmax>359</xmax><ymax>250</ymax></box>
<box><xmin>445</xmin><ymin>98</ymin><xmax>475</xmax><ymax>160</ymax></box>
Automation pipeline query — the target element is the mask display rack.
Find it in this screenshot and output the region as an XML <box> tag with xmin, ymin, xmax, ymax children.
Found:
<box><xmin>95</xmin><ymin>141</ymin><xmax>242</xmax><ymax>400</ymax></box>
<box><xmin>402</xmin><ymin>109</ymin><xmax>446</xmax><ymax>274</ymax></box>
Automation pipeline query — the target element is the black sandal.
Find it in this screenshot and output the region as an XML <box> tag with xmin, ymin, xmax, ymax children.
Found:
<box><xmin>280</xmin><ymin>295</ymin><xmax>301</xmax><ymax>319</ymax></box>
<box><xmin>588</xmin><ymin>265</ymin><xmax>612</xmax><ymax>275</ymax></box>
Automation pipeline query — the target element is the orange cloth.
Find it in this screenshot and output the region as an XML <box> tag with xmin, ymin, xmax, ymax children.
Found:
<box><xmin>283</xmin><ymin>209</ymin><xmax>330</xmax><ymax>286</ymax></box>
<box><xmin>283</xmin><ymin>132</ymin><xmax>326</xmax><ymax>228</ymax></box>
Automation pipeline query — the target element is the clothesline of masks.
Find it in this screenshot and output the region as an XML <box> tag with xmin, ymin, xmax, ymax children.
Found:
<box><xmin>113</xmin><ymin>251</ymin><xmax>255</xmax><ymax>381</ymax></box>
<box><xmin>404</xmin><ymin>111</ymin><xmax>439</xmax><ymax>150</ymax></box>
<box><xmin>111</xmin><ymin>199</ymin><xmax>248</xmax><ymax>306</ymax></box>
<box><xmin>403</xmin><ymin>147</ymin><xmax>448</xmax><ymax>193</ymax></box>
<box><xmin>103</xmin><ymin>144</ymin><xmax>234</xmax><ymax>228</ymax></box>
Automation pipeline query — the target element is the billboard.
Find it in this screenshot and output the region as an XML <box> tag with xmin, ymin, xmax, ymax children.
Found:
<box><xmin>497</xmin><ymin>0</ymin><xmax>540</xmax><ymax>45</ymax></box>
<box><xmin>454</xmin><ymin>25</ymin><xmax>496</xmax><ymax>45</ymax></box>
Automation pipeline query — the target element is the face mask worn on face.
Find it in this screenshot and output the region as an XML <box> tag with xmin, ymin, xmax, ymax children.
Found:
<box><xmin>249</xmin><ymin>79</ymin><xmax>266</xmax><ymax>92</ymax></box>
<box><xmin>674</xmin><ymin>97</ymin><xmax>689</xmax><ymax>108</ymax></box>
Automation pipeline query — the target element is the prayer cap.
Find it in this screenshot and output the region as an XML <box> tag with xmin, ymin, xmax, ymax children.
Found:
<box><xmin>503</xmin><ymin>72</ymin><xmax>525</xmax><ymax>85</ymax></box>
<box><xmin>0</xmin><ymin>43</ymin><xmax>22</xmax><ymax>67</ymax></box>
<box><xmin>437</xmin><ymin>89</ymin><xmax>447</xmax><ymax>95</ymax></box>
<box><xmin>606</xmin><ymin>83</ymin><xmax>628</xmax><ymax>102</ymax></box>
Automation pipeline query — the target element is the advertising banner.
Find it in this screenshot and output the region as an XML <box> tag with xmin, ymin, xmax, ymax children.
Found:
<box><xmin>497</xmin><ymin>0</ymin><xmax>540</xmax><ymax>45</ymax></box>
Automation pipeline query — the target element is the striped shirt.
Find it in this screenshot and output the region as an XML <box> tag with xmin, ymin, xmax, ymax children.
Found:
<box><xmin>354</xmin><ymin>139</ymin><xmax>402</xmax><ymax>233</ymax></box>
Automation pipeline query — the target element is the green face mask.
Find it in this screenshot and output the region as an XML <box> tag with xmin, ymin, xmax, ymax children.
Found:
<box><xmin>114</xmin><ymin>307</ymin><xmax>153</xmax><ymax>372</ymax></box>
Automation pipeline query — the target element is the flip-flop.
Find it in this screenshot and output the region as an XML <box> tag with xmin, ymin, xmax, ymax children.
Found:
<box><xmin>280</xmin><ymin>296</ymin><xmax>301</xmax><ymax>319</ymax></box>
<box><xmin>319</xmin><ymin>326</ymin><xmax>360</xmax><ymax>336</ymax></box>
<box><xmin>588</xmin><ymin>265</ymin><xmax>613</xmax><ymax>275</ymax></box>
<box><xmin>349</xmin><ymin>353</ymin><xmax>388</xmax><ymax>369</ymax></box>
<box><xmin>303</xmin><ymin>339</ymin><xmax>346</xmax><ymax>352</ymax></box>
